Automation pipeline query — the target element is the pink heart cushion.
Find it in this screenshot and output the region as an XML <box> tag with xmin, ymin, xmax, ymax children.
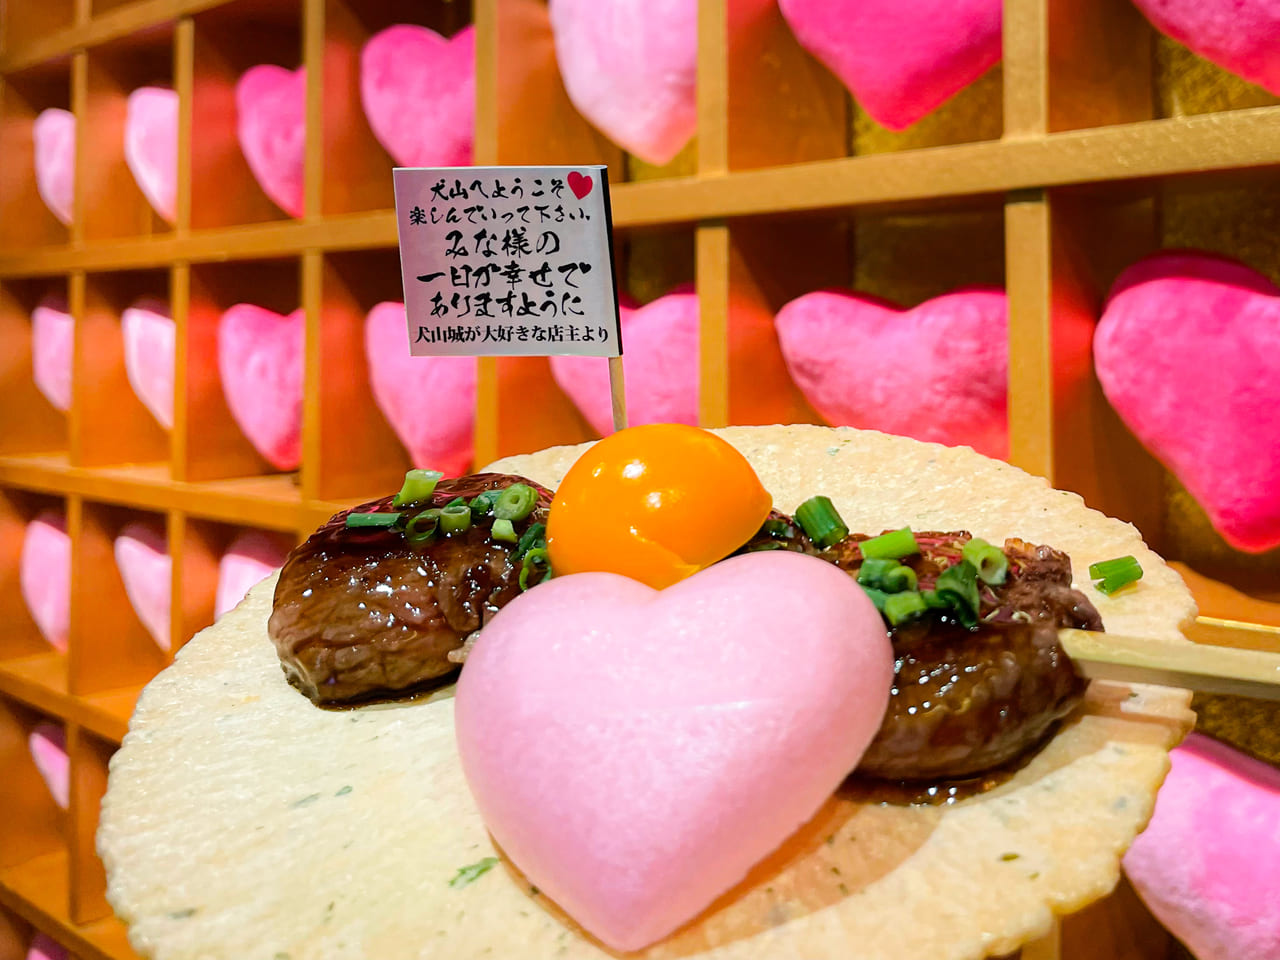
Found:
<box><xmin>28</xmin><ymin>723</ymin><xmax>68</xmax><ymax>810</ymax></box>
<box><xmin>1123</xmin><ymin>733</ymin><xmax>1280</xmax><ymax>960</ymax></box>
<box><xmin>364</xmin><ymin>301</ymin><xmax>475</xmax><ymax>476</ymax></box>
<box><xmin>235</xmin><ymin>65</ymin><xmax>305</xmax><ymax>218</ymax></box>
<box><xmin>26</xmin><ymin>933</ymin><xmax>68</xmax><ymax>960</ymax></box>
<box><xmin>217</xmin><ymin>304</ymin><xmax>304</xmax><ymax>472</ymax></box>
<box><xmin>777</xmin><ymin>0</ymin><xmax>1002</xmax><ymax>130</ymax></box>
<box><xmin>121</xmin><ymin>297</ymin><xmax>175</xmax><ymax>430</ymax></box>
<box><xmin>124</xmin><ymin>86</ymin><xmax>178</xmax><ymax>223</ymax></box>
<box><xmin>548</xmin><ymin>0</ymin><xmax>697</xmax><ymax>164</ymax></box>
<box><xmin>19</xmin><ymin>510</ymin><xmax>70</xmax><ymax>653</ymax></box>
<box><xmin>215</xmin><ymin>531</ymin><xmax>290</xmax><ymax>619</ymax></box>
<box><xmin>456</xmin><ymin>551</ymin><xmax>894</xmax><ymax>952</ymax></box>
<box><xmin>33</xmin><ymin>108</ymin><xmax>74</xmax><ymax>226</ymax></box>
<box><xmin>776</xmin><ymin>287</ymin><xmax>1008</xmax><ymax>459</ymax></box>
<box><xmin>550</xmin><ymin>289</ymin><xmax>698</xmax><ymax>435</ymax></box>
<box><xmin>1131</xmin><ymin>0</ymin><xmax>1280</xmax><ymax>95</ymax></box>
<box><xmin>1095</xmin><ymin>251</ymin><xmax>1280</xmax><ymax>552</ymax></box>
<box><xmin>31</xmin><ymin>295</ymin><xmax>73</xmax><ymax>412</ymax></box>
<box><xmin>360</xmin><ymin>24</ymin><xmax>475</xmax><ymax>167</ymax></box>
<box><xmin>114</xmin><ymin>521</ymin><xmax>171</xmax><ymax>652</ymax></box>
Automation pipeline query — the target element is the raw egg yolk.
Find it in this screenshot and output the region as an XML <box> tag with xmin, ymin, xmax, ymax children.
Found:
<box><xmin>546</xmin><ymin>424</ymin><xmax>773</xmax><ymax>589</ymax></box>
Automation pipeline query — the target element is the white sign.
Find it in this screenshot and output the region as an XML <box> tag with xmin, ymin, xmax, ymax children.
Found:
<box><xmin>393</xmin><ymin>165</ymin><xmax>622</xmax><ymax>358</ymax></box>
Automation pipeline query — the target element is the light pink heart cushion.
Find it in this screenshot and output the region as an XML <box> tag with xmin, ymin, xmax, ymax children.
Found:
<box><xmin>235</xmin><ymin>65</ymin><xmax>305</xmax><ymax>218</ymax></box>
<box><xmin>121</xmin><ymin>297</ymin><xmax>174</xmax><ymax>430</ymax></box>
<box><xmin>1123</xmin><ymin>733</ymin><xmax>1280</xmax><ymax>960</ymax></box>
<box><xmin>218</xmin><ymin>304</ymin><xmax>304</xmax><ymax>472</ymax></box>
<box><xmin>26</xmin><ymin>932</ymin><xmax>68</xmax><ymax>960</ymax></box>
<box><xmin>124</xmin><ymin>86</ymin><xmax>178</xmax><ymax>223</ymax></box>
<box><xmin>28</xmin><ymin>723</ymin><xmax>68</xmax><ymax>810</ymax></box>
<box><xmin>19</xmin><ymin>511</ymin><xmax>70</xmax><ymax>653</ymax></box>
<box><xmin>360</xmin><ymin>24</ymin><xmax>475</xmax><ymax>167</ymax></box>
<box><xmin>1095</xmin><ymin>251</ymin><xmax>1280</xmax><ymax>552</ymax></box>
<box><xmin>114</xmin><ymin>521</ymin><xmax>171</xmax><ymax>652</ymax></box>
<box><xmin>550</xmin><ymin>290</ymin><xmax>698</xmax><ymax>435</ymax></box>
<box><xmin>549</xmin><ymin>0</ymin><xmax>697</xmax><ymax>164</ymax></box>
<box><xmin>33</xmin><ymin>108</ymin><xmax>74</xmax><ymax>226</ymax></box>
<box><xmin>777</xmin><ymin>0</ymin><xmax>1002</xmax><ymax>130</ymax></box>
<box><xmin>31</xmin><ymin>295</ymin><xmax>73</xmax><ymax>412</ymax></box>
<box><xmin>456</xmin><ymin>551</ymin><xmax>894</xmax><ymax>952</ymax></box>
<box><xmin>1131</xmin><ymin>0</ymin><xmax>1280</xmax><ymax>95</ymax></box>
<box><xmin>364</xmin><ymin>301</ymin><xmax>475</xmax><ymax>476</ymax></box>
<box><xmin>776</xmin><ymin>287</ymin><xmax>1008</xmax><ymax>459</ymax></box>
<box><xmin>215</xmin><ymin>531</ymin><xmax>290</xmax><ymax>619</ymax></box>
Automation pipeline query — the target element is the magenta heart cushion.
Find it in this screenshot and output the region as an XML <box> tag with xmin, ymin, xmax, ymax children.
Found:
<box><xmin>122</xmin><ymin>297</ymin><xmax>175</xmax><ymax>430</ymax></box>
<box><xmin>1131</xmin><ymin>0</ymin><xmax>1280</xmax><ymax>95</ymax></box>
<box><xmin>550</xmin><ymin>289</ymin><xmax>698</xmax><ymax>435</ymax></box>
<box><xmin>33</xmin><ymin>108</ymin><xmax>74</xmax><ymax>226</ymax></box>
<box><xmin>215</xmin><ymin>530</ymin><xmax>290</xmax><ymax>619</ymax></box>
<box><xmin>218</xmin><ymin>304</ymin><xmax>304</xmax><ymax>472</ymax></box>
<box><xmin>236</xmin><ymin>65</ymin><xmax>305</xmax><ymax>218</ymax></box>
<box><xmin>1123</xmin><ymin>733</ymin><xmax>1280</xmax><ymax>960</ymax></box>
<box><xmin>777</xmin><ymin>0</ymin><xmax>1002</xmax><ymax>130</ymax></box>
<box><xmin>365</xmin><ymin>301</ymin><xmax>475</xmax><ymax>475</ymax></box>
<box><xmin>124</xmin><ymin>86</ymin><xmax>178</xmax><ymax>223</ymax></box>
<box><xmin>360</xmin><ymin>24</ymin><xmax>475</xmax><ymax>167</ymax></box>
<box><xmin>28</xmin><ymin>723</ymin><xmax>68</xmax><ymax>810</ymax></box>
<box><xmin>26</xmin><ymin>933</ymin><xmax>68</xmax><ymax>960</ymax></box>
<box><xmin>19</xmin><ymin>510</ymin><xmax>70</xmax><ymax>653</ymax></box>
<box><xmin>776</xmin><ymin>286</ymin><xmax>1008</xmax><ymax>459</ymax></box>
<box><xmin>1095</xmin><ymin>251</ymin><xmax>1280</xmax><ymax>552</ymax></box>
<box><xmin>114</xmin><ymin>521</ymin><xmax>171</xmax><ymax>652</ymax></box>
<box><xmin>456</xmin><ymin>551</ymin><xmax>893</xmax><ymax>951</ymax></box>
<box><xmin>548</xmin><ymin>0</ymin><xmax>697</xmax><ymax>164</ymax></box>
<box><xmin>31</xmin><ymin>295</ymin><xmax>73</xmax><ymax>412</ymax></box>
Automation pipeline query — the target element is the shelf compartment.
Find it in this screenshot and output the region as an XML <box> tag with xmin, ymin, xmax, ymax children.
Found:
<box><xmin>0</xmin><ymin>488</ymin><xmax>68</xmax><ymax>664</ymax></box>
<box><xmin>0</xmin><ymin>700</ymin><xmax>65</xmax><ymax>873</ymax></box>
<box><xmin>67</xmin><ymin>730</ymin><xmax>113</xmax><ymax>925</ymax></box>
<box><xmin>0</xmin><ymin>277</ymin><xmax>69</xmax><ymax>456</ymax></box>
<box><xmin>0</xmin><ymin>64</ymin><xmax>73</xmax><ymax>252</ymax></box>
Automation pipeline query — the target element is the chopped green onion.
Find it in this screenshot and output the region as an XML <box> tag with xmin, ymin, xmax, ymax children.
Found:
<box><xmin>440</xmin><ymin>504</ymin><xmax>472</xmax><ymax>534</ymax></box>
<box><xmin>962</xmin><ymin>537</ymin><xmax>1009</xmax><ymax>585</ymax></box>
<box><xmin>443</xmin><ymin>496</ymin><xmax>466</xmax><ymax>509</ymax></box>
<box><xmin>748</xmin><ymin>541</ymin><xmax>786</xmax><ymax>551</ymax></box>
<box><xmin>1088</xmin><ymin>556</ymin><xmax>1141</xmax><ymax>580</ymax></box>
<box><xmin>859</xmin><ymin>585</ymin><xmax>889</xmax><ymax>613</ymax></box>
<box><xmin>762</xmin><ymin>518</ymin><xmax>796</xmax><ymax>539</ymax></box>
<box><xmin>470</xmin><ymin>490</ymin><xmax>500</xmax><ymax>520</ymax></box>
<box><xmin>345</xmin><ymin>511</ymin><xmax>402</xmax><ymax>529</ymax></box>
<box><xmin>1096</xmin><ymin>572</ymin><xmax>1142</xmax><ymax>595</ymax></box>
<box><xmin>859</xmin><ymin>527</ymin><xmax>919</xmax><ymax>560</ymax></box>
<box><xmin>514</xmin><ymin>522</ymin><xmax>546</xmax><ymax>560</ymax></box>
<box><xmin>494</xmin><ymin>483</ymin><xmax>538</xmax><ymax>522</ymax></box>
<box><xmin>795</xmin><ymin>496</ymin><xmax>849</xmax><ymax>548</ymax></box>
<box><xmin>933</xmin><ymin>560</ymin><xmax>981</xmax><ymax>627</ymax></box>
<box><xmin>491</xmin><ymin>518</ymin><xmax>517</xmax><ymax>542</ymax></box>
<box><xmin>884</xmin><ymin>591</ymin><xmax>928</xmax><ymax>625</ymax></box>
<box><xmin>405</xmin><ymin>509</ymin><xmax>441</xmax><ymax>543</ymax></box>
<box><xmin>392</xmin><ymin>469</ymin><xmax>443</xmax><ymax>506</ymax></box>
<box><xmin>922</xmin><ymin>589</ymin><xmax>951</xmax><ymax>610</ymax></box>
<box><xmin>519</xmin><ymin>547</ymin><xmax>552</xmax><ymax>590</ymax></box>
<box><xmin>856</xmin><ymin>557</ymin><xmax>918</xmax><ymax>593</ymax></box>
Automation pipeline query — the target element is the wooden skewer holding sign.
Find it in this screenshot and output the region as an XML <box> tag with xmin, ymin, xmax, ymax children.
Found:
<box><xmin>608</xmin><ymin>356</ymin><xmax>627</xmax><ymax>433</ymax></box>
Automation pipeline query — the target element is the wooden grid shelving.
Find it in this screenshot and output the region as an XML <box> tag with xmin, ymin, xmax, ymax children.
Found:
<box><xmin>2</xmin><ymin>0</ymin><xmax>1278</xmax><ymax>958</ymax></box>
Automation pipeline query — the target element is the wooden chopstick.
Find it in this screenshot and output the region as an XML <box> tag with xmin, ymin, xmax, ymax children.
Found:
<box><xmin>1060</xmin><ymin>629</ymin><xmax>1280</xmax><ymax>702</ymax></box>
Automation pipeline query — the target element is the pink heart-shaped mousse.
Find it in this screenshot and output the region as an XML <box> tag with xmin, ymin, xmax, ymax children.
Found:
<box><xmin>28</xmin><ymin>723</ymin><xmax>68</xmax><ymax>810</ymax></box>
<box><xmin>114</xmin><ymin>521</ymin><xmax>171</xmax><ymax>652</ymax></box>
<box><xmin>121</xmin><ymin>297</ymin><xmax>175</xmax><ymax>430</ymax></box>
<box><xmin>217</xmin><ymin>304</ymin><xmax>304</xmax><ymax>472</ymax></box>
<box><xmin>776</xmin><ymin>287</ymin><xmax>1008</xmax><ymax>459</ymax></box>
<box><xmin>777</xmin><ymin>0</ymin><xmax>1002</xmax><ymax>130</ymax></box>
<box><xmin>1095</xmin><ymin>252</ymin><xmax>1280</xmax><ymax>552</ymax></box>
<box><xmin>31</xmin><ymin>295</ymin><xmax>73</xmax><ymax>412</ymax></box>
<box><xmin>364</xmin><ymin>301</ymin><xmax>475</xmax><ymax>475</ymax></box>
<box><xmin>124</xmin><ymin>86</ymin><xmax>178</xmax><ymax>223</ymax></box>
<box><xmin>456</xmin><ymin>551</ymin><xmax>893</xmax><ymax>952</ymax></box>
<box><xmin>20</xmin><ymin>511</ymin><xmax>70</xmax><ymax>653</ymax></box>
<box><xmin>1123</xmin><ymin>733</ymin><xmax>1280</xmax><ymax>960</ymax></box>
<box><xmin>550</xmin><ymin>289</ymin><xmax>698</xmax><ymax>435</ymax></box>
<box><xmin>235</xmin><ymin>65</ymin><xmax>305</xmax><ymax>218</ymax></box>
<box><xmin>33</xmin><ymin>108</ymin><xmax>74</xmax><ymax>226</ymax></box>
<box><xmin>215</xmin><ymin>531</ymin><xmax>290</xmax><ymax>619</ymax></box>
<box><xmin>26</xmin><ymin>933</ymin><xmax>68</xmax><ymax>960</ymax></box>
<box><xmin>1131</xmin><ymin>0</ymin><xmax>1280</xmax><ymax>95</ymax></box>
<box><xmin>548</xmin><ymin>0</ymin><xmax>697</xmax><ymax>164</ymax></box>
<box><xmin>360</xmin><ymin>24</ymin><xmax>475</xmax><ymax>167</ymax></box>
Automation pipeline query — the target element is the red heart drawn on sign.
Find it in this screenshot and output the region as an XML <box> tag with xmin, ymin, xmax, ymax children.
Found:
<box><xmin>567</xmin><ymin>171</ymin><xmax>593</xmax><ymax>199</ymax></box>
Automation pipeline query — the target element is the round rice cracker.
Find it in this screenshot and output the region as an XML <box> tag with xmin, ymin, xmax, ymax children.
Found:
<box><xmin>100</xmin><ymin>425</ymin><xmax>1196</xmax><ymax>960</ymax></box>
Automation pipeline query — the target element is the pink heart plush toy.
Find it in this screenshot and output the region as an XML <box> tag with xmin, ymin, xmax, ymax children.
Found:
<box><xmin>26</xmin><ymin>933</ymin><xmax>68</xmax><ymax>960</ymax></box>
<box><xmin>1095</xmin><ymin>251</ymin><xmax>1280</xmax><ymax>552</ymax></box>
<box><xmin>217</xmin><ymin>305</ymin><xmax>304</xmax><ymax>472</ymax></box>
<box><xmin>33</xmin><ymin>108</ymin><xmax>74</xmax><ymax>226</ymax></box>
<box><xmin>548</xmin><ymin>0</ymin><xmax>697</xmax><ymax>164</ymax></box>
<box><xmin>124</xmin><ymin>86</ymin><xmax>178</xmax><ymax>223</ymax></box>
<box><xmin>360</xmin><ymin>25</ymin><xmax>475</xmax><ymax>167</ymax></box>
<box><xmin>121</xmin><ymin>297</ymin><xmax>175</xmax><ymax>430</ymax></box>
<box><xmin>31</xmin><ymin>295</ymin><xmax>73</xmax><ymax>412</ymax></box>
<box><xmin>364</xmin><ymin>301</ymin><xmax>475</xmax><ymax>476</ymax></box>
<box><xmin>19</xmin><ymin>511</ymin><xmax>70</xmax><ymax>653</ymax></box>
<box><xmin>1123</xmin><ymin>733</ymin><xmax>1280</xmax><ymax>960</ymax></box>
<box><xmin>235</xmin><ymin>65</ymin><xmax>305</xmax><ymax>218</ymax></box>
<box><xmin>215</xmin><ymin>530</ymin><xmax>290</xmax><ymax>619</ymax></box>
<box><xmin>777</xmin><ymin>0</ymin><xmax>1002</xmax><ymax>130</ymax></box>
<box><xmin>1130</xmin><ymin>0</ymin><xmax>1280</xmax><ymax>95</ymax></box>
<box><xmin>28</xmin><ymin>723</ymin><xmax>68</xmax><ymax>810</ymax></box>
<box><xmin>775</xmin><ymin>287</ymin><xmax>1008</xmax><ymax>459</ymax></box>
<box><xmin>114</xmin><ymin>521</ymin><xmax>171</xmax><ymax>652</ymax></box>
<box><xmin>456</xmin><ymin>551</ymin><xmax>893</xmax><ymax>952</ymax></box>
<box><xmin>550</xmin><ymin>289</ymin><xmax>698</xmax><ymax>435</ymax></box>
